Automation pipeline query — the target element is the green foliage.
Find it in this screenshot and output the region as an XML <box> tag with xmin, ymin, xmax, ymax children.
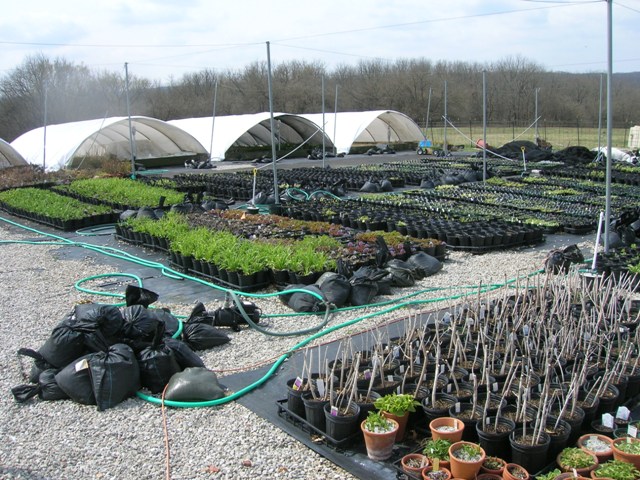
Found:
<box><xmin>54</xmin><ymin>177</ymin><xmax>184</xmax><ymax>207</ymax></box>
<box><xmin>614</xmin><ymin>438</ymin><xmax>640</xmax><ymax>455</ymax></box>
<box><xmin>374</xmin><ymin>393</ymin><xmax>420</xmax><ymax>416</ymax></box>
<box><xmin>535</xmin><ymin>469</ymin><xmax>561</xmax><ymax>480</ymax></box>
<box><xmin>558</xmin><ymin>447</ymin><xmax>597</xmax><ymax>468</ymax></box>
<box><xmin>363</xmin><ymin>411</ymin><xmax>396</xmax><ymax>433</ymax></box>
<box><xmin>593</xmin><ymin>460</ymin><xmax>640</xmax><ymax>480</ymax></box>
<box><xmin>451</xmin><ymin>442</ymin><xmax>483</xmax><ymax>461</ymax></box>
<box><xmin>422</xmin><ymin>439</ymin><xmax>452</xmax><ymax>460</ymax></box>
<box><xmin>0</xmin><ymin>187</ymin><xmax>111</xmax><ymax>220</ymax></box>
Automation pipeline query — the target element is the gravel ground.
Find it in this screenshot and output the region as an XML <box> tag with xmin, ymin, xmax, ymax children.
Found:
<box><xmin>0</xmin><ymin>222</ymin><xmax>596</xmax><ymax>480</ymax></box>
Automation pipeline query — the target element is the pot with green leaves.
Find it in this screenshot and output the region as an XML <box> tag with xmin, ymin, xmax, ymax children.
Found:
<box><xmin>360</xmin><ymin>411</ymin><xmax>399</xmax><ymax>461</ymax></box>
<box><xmin>578</xmin><ymin>434</ymin><xmax>614</xmax><ymax>464</ymax></box>
<box><xmin>556</xmin><ymin>447</ymin><xmax>599</xmax><ymax>477</ymax></box>
<box><xmin>611</xmin><ymin>437</ymin><xmax>640</xmax><ymax>470</ymax></box>
<box><xmin>447</xmin><ymin>441</ymin><xmax>486</xmax><ymax>480</ymax></box>
<box><xmin>591</xmin><ymin>459</ymin><xmax>640</xmax><ymax>480</ymax></box>
<box><xmin>374</xmin><ymin>392</ymin><xmax>420</xmax><ymax>441</ymax></box>
<box><xmin>400</xmin><ymin>453</ymin><xmax>429</xmax><ymax>477</ymax></box>
<box><xmin>423</xmin><ymin>438</ymin><xmax>453</xmax><ymax>470</ymax></box>
<box><xmin>480</xmin><ymin>456</ymin><xmax>506</xmax><ymax>475</ymax></box>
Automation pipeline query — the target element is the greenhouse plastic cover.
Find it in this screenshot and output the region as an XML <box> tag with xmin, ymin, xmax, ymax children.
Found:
<box><xmin>10</xmin><ymin>116</ymin><xmax>207</xmax><ymax>171</ymax></box>
<box><xmin>168</xmin><ymin>113</ymin><xmax>333</xmax><ymax>161</ymax></box>
<box><xmin>0</xmin><ymin>138</ymin><xmax>28</xmax><ymax>168</ymax></box>
<box><xmin>300</xmin><ymin>110</ymin><xmax>424</xmax><ymax>154</ymax></box>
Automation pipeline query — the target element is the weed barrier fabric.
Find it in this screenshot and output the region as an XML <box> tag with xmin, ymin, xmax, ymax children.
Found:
<box><xmin>221</xmin><ymin>310</ymin><xmax>440</xmax><ymax>480</ymax></box>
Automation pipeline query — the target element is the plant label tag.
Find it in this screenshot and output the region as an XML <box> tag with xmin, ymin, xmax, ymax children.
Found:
<box><xmin>583</xmin><ymin>332</ymin><xmax>591</xmax><ymax>341</ymax></box>
<box><xmin>510</xmin><ymin>332</ymin><xmax>517</xmax><ymax>341</ymax></box>
<box><xmin>316</xmin><ymin>379</ymin><xmax>325</xmax><ymax>397</ymax></box>
<box><xmin>330</xmin><ymin>405</ymin><xmax>338</xmax><ymax>417</ymax></box>
<box><xmin>292</xmin><ymin>376</ymin><xmax>303</xmax><ymax>391</ymax></box>
<box><xmin>602</xmin><ymin>413</ymin><xmax>615</xmax><ymax>429</ymax></box>
<box><xmin>447</xmin><ymin>384</ymin><xmax>452</xmax><ymax>393</ymax></box>
<box><xmin>422</xmin><ymin>374</ymin><xmax>428</xmax><ymax>382</ymax></box>
<box><xmin>480</xmin><ymin>305</ymin><xmax>486</xmax><ymax>320</ymax></box>
<box><xmin>387</xmin><ymin>375</ymin><xmax>394</xmax><ymax>382</ymax></box>
<box><xmin>522</xmin><ymin>325</ymin><xmax>530</xmax><ymax>336</ymax></box>
<box><xmin>416</xmin><ymin>353</ymin><xmax>421</xmax><ymax>365</ymax></box>
<box><xmin>454</xmin><ymin>402</ymin><xmax>461</xmax><ymax>413</ymax></box>
<box><xmin>628</xmin><ymin>425</ymin><xmax>638</xmax><ymax>438</ymax></box>
<box><xmin>486</xmin><ymin>417</ymin><xmax>491</xmax><ymax>425</ymax></box>
<box><xmin>396</xmin><ymin>386</ymin><xmax>401</xmax><ymax>394</ymax></box>
<box><xmin>399</xmin><ymin>365</ymin><xmax>405</xmax><ymax>373</ymax></box>
<box><xmin>466</xmin><ymin>318</ymin><xmax>474</xmax><ymax>327</ymax></box>
<box><xmin>440</xmin><ymin>364</ymin><xmax>445</xmax><ymax>374</ymax></box>
<box><xmin>75</xmin><ymin>359</ymin><xmax>89</xmax><ymax>372</ymax></box>
<box><xmin>492</xmin><ymin>382</ymin><xmax>499</xmax><ymax>392</ymax></box>
<box><xmin>616</xmin><ymin>406</ymin><xmax>630</xmax><ymax>421</ymax></box>
<box><xmin>469</xmin><ymin>372</ymin><xmax>476</xmax><ymax>382</ymax></box>
<box><xmin>364</xmin><ymin>369</ymin><xmax>371</xmax><ymax>380</ymax></box>
<box><xmin>393</xmin><ymin>346</ymin><xmax>400</xmax><ymax>359</ymax></box>
<box><xmin>433</xmin><ymin>458</ymin><xmax>440</xmax><ymax>471</ymax></box>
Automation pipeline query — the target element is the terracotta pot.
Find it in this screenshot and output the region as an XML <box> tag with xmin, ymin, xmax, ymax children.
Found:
<box><xmin>611</xmin><ymin>436</ymin><xmax>640</xmax><ymax>469</ymax></box>
<box><xmin>430</xmin><ymin>416</ymin><xmax>465</xmax><ymax>442</ymax></box>
<box><xmin>381</xmin><ymin>410</ymin><xmax>409</xmax><ymax>442</ymax></box>
<box><xmin>556</xmin><ymin>450</ymin><xmax>598</xmax><ymax>477</ymax></box>
<box><xmin>501</xmin><ymin>463</ymin><xmax>529</xmax><ymax>480</ymax></box>
<box><xmin>480</xmin><ymin>457</ymin><xmax>506</xmax><ymax>475</ymax></box>
<box><xmin>422</xmin><ymin>466</ymin><xmax>452</xmax><ymax>480</ymax></box>
<box><xmin>401</xmin><ymin>453</ymin><xmax>429</xmax><ymax>476</ymax></box>
<box><xmin>448</xmin><ymin>441</ymin><xmax>486</xmax><ymax>480</ymax></box>
<box><xmin>360</xmin><ymin>418</ymin><xmax>399</xmax><ymax>461</ymax></box>
<box><xmin>556</xmin><ymin>474</ymin><xmax>591</xmax><ymax>480</ymax></box>
<box><xmin>577</xmin><ymin>434</ymin><xmax>614</xmax><ymax>463</ymax></box>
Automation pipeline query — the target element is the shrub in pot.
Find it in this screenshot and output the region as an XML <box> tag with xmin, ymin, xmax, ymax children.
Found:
<box><xmin>423</xmin><ymin>438</ymin><xmax>452</xmax><ymax>469</ymax></box>
<box><xmin>611</xmin><ymin>437</ymin><xmax>640</xmax><ymax>470</ymax></box>
<box><xmin>591</xmin><ymin>459</ymin><xmax>640</xmax><ymax>480</ymax></box>
<box><xmin>480</xmin><ymin>456</ymin><xmax>506</xmax><ymax>475</ymax></box>
<box><xmin>374</xmin><ymin>392</ymin><xmax>420</xmax><ymax>441</ymax></box>
<box><xmin>360</xmin><ymin>411</ymin><xmax>399</xmax><ymax>461</ymax></box>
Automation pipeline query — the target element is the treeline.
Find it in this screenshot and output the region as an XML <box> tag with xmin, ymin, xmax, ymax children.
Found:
<box><xmin>0</xmin><ymin>53</ymin><xmax>638</xmax><ymax>142</ymax></box>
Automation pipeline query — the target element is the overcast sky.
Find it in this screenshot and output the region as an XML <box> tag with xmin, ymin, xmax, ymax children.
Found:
<box><xmin>1</xmin><ymin>0</ymin><xmax>639</xmax><ymax>83</ymax></box>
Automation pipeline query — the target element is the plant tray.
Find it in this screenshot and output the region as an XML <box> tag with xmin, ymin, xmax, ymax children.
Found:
<box><xmin>275</xmin><ymin>399</ymin><xmax>362</xmax><ymax>450</ymax></box>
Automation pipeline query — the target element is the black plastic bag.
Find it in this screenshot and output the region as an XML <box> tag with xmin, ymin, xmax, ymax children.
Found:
<box><xmin>164</xmin><ymin>338</ymin><xmax>206</xmax><ymax>369</ymax></box>
<box><xmin>164</xmin><ymin>367</ymin><xmax>226</xmax><ymax>402</ymax></box>
<box><xmin>349</xmin><ymin>266</ymin><xmax>388</xmax><ymax>306</ymax></box>
<box><xmin>11</xmin><ymin>369</ymin><xmax>68</xmax><ymax>403</ymax></box>
<box><xmin>125</xmin><ymin>285</ymin><xmax>159</xmax><ymax>308</ymax></box>
<box><xmin>137</xmin><ymin>326</ymin><xmax>182</xmax><ymax>393</ymax></box>
<box><xmin>212</xmin><ymin>301</ymin><xmax>262</xmax><ymax>331</ymax></box>
<box><xmin>384</xmin><ymin>259</ymin><xmax>416</xmax><ymax>287</ymax></box>
<box><xmin>121</xmin><ymin>305</ymin><xmax>160</xmax><ymax>341</ymax></box>
<box><xmin>286</xmin><ymin>285</ymin><xmax>327</xmax><ymax>312</ymax></box>
<box><xmin>149</xmin><ymin>308</ymin><xmax>180</xmax><ymax>338</ymax></box>
<box><xmin>89</xmin><ymin>344</ymin><xmax>140</xmax><ymax>411</ymax></box>
<box><xmin>17</xmin><ymin>348</ymin><xmax>55</xmax><ymax>383</ymax></box>
<box><xmin>74</xmin><ymin>303</ymin><xmax>124</xmax><ymax>339</ymax></box>
<box><xmin>38</xmin><ymin>316</ymin><xmax>86</xmax><ymax>368</ymax></box>
<box><xmin>181</xmin><ymin>322</ymin><xmax>230</xmax><ymax>351</ymax></box>
<box><xmin>316</xmin><ymin>272</ymin><xmax>351</xmax><ymax>308</ymax></box>
<box><xmin>55</xmin><ymin>353</ymin><xmax>97</xmax><ymax>405</ymax></box>
<box><xmin>407</xmin><ymin>252</ymin><xmax>443</xmax><ymax>279</ymax></box>
<box><xmin>544</xmin><ymin>244</ymin><xmax>585</xmax><ymax>274</ymax></box>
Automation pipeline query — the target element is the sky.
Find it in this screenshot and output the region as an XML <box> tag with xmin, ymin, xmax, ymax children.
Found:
<box><xmin>1</xmin><ymin>0</ymin><xmax>639</xmax><ymax>84</ymax></box>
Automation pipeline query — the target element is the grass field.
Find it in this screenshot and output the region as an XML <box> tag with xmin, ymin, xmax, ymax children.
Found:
<box><xmin>425</xmin><ymin>125</ymin><xmax>632</xmax><ymax>150</ymax></box>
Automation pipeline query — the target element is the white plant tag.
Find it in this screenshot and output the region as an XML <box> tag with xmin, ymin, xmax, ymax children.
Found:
<box><xmin>628</xmin><ymin>425</ymin><xmax>638</xmax><ymax>438</ymax></box>
<box><xmin>387</xmin><ymin>375</ymin><xmax>394</xmax><ymax>382</ymax></box>
<box><xmin>416</xmin><ymin>353</ymin><xmax>421</xmax><ymax>365</ymax></box>
<box><xmin>316</xmin><ymin>379</ymin><xmax>325</xmax><ymax>397</ymax></box>
<box><xmin>447</xmin><ymin>384</ymin><xmax>452</xmax><ymax>393</ymax></box>
<box><xmin>616</xmin><ymin>406</ymin><xmax>630</xmax><ymax>421</ymax></box>
<box><xmin>522</xmin><ymin>325</ymin><xmax>530</xmax><ymax>336</ymax></box>
<box><xmin>330</xmin><ymin>405</ymin><xmax>338</xmax><ymax>416</ymax></box>
<box><xmin>399</xmin><ymin>364</ymin><xmax>405</xmax><ymax>373</ymax></box>
<box><xmin>440</xmin><ymin>364</ymin><xmax>445</xmax><ymax>374</ymax></box>
<box><xmin>75</xmin><ymin>358</ymin><xmax>89</xmax><ymax>372</ymax></box>
<box><xmin>396</xmin><ymin>386</ymin><xmax>401</xmax><ymax>394</ymax></box>
<box><xmin>466</xmin><ymin>318</ymin><xmax>474</xmax><ymax>327</ymax></box>
<box><xmin>454</xmin><ymin>402</ymin><xmax>461</xmax><ymax>413</ymax></box>
<box><xmin>364</xmin><ymin>369</ymin><xmax>371</xmax><ymax>380</ymax></box>
<box><xmin>602</xmin><ymin>413</ymin><xmax>615</xmax><ymax>429</ymax></box>
<box><xmin>469</xmin><ymin>372</ymin><xmax>476</xmax><ymax>382</ymax></box>
<box><xmin>492</xmin><ymin>382</ymin><xmax>499</xmax><ymax>392</ymax></box>
<box><xmin>393</xmin><ymin>346</ymin><xmax>400</xmax><ymax>359</ymax></box>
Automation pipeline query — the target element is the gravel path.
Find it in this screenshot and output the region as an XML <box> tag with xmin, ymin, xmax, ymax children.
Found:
<box><xmin>0</xmin><ymin>222</ymin><xmax>595</xmax><ymax>480</ymax></box>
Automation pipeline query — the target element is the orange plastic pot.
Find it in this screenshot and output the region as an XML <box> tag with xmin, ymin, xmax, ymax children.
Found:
<box><xmin>448</xmin><ymin>441</ymin><xmax>486</xmax><ymax>480</ymax></box>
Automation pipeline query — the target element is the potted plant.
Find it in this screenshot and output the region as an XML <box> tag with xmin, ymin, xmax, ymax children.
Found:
<box><xmin>423</xmin><ymin>438</ymin><xmax>453</xmax><ymax>469</ymax></box>
<box><xmin>578</xmin><ymin>434</ymin><xmax>614</xmax><ymax>464</ymax></box>
<box><xmin>448</xmin><ymin>441</ymin><xmax>486</xmax><ymax>480</ymax></box>
<box><xmin>480</xmin><ymin>456</ymin><xmax>506</xmax><ymax>475</ymax></box>
<box><xmin>400</xmin><ymin>452</ymin><xmax>429</xmax><ymax>477</ymax></box>
<box><xmin>374</xmin><ymin>392</ymin><xmax>420</xmax><ymax>441</ymax></box>
<box><xmin>421</xmin><ymin>465</ymin><xmax>452</xmax><ymax>480</ymax></box>
<box><xmin>360</xmin><ymin>411</ymin><xmax>399</xmax><ymax>461</ymax></box>
<box><xmin>611</xmin><ymin>437</ymin><xmax>640</xmax><ymax>469</ymax></box>
<box><xmin>534</xmin><ymin>468</ymin><xmax>561</xmax><ymax>480</ymax></box>
<box><xmin>592</xmin><ymin>460</ymin><xmax>640</xmax><ymax>480</ymax></box>
<box><xmin>556</xmin><ymin>447</ymin><xmax>599</xmax><ymax>476</ymax></box>
<box><xmin>502</xmin><ymin>463</ymin><xmax>529</xmax><ymax>480</ymax></box>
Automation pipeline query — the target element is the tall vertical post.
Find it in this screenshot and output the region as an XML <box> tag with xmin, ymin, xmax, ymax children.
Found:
<box><xmin>125</xmin><ymin>62</ymin><xmax>136</xmax><ymax>178</ymax></box>
<box><xmin>266</xmin><ymin>42</ymin><xmax>280</xmax><ymax>205</ymax></box>
<box><xmin>209</xmin><ymin>79</ymin><xmax>218</xmax><ymax>161</ymax></box>
<box><xmin>534</xmin><ymin>88</ymin><xmax>539</xmax><ymax>141</ymax></box>
<box><xmin>604</xmin><ymin>0</ymin><xmax>613</xmax><ymax>252</ymax></box>
<box><xmin>482</xmin><ymin>71</ymin><xmax>487</xmax><ymax>183</ymax></box>
<box><xmin>43</xmin><ymin>81</ymin><xmax>48</xmax><ymax>170</ymax></box>
<box><xmin>443</xmin><ymin>81</ymin><xmax>448</xmax><ymax>155</ymax></box>
<box><xmin>321</xmin><ymin>75</ymin><xmax>326</xmax><ymax>168</ymax></box>
<box><xmin>425</xmin><ymin>87</ymin><xmax>432</xmax><ymax>136</ymax></box>
<box><xmin>597</xmin><ymin>74</ymin><xmax>604</xmax><ymax>162</ymax></box>
<box><xmin>333</xmin><ymin>84</ymin><xmax>338</xmax><ymax>156</ymax></box>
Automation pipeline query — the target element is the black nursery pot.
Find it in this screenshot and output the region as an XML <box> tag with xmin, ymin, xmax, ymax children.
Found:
<box><xmin>324</xmin><ymin>400</ymin><xmax>361</xmax><ymax>442</ymax></box>
<box><xmin>476</xmin><ymin>416</ymin><xmax>516</xmax><ymax>462</ymax></box>
<box><xmin>448</xmin><ymin>403</ymin><xmax>483</xmax><ymax>442</ymax></box>
<box><xmin>286</xmin><ymin>377</ymin><xmax>308</xmax><ymax>418</ymax></box>
<box><xmin>509</xmin><ymin>429</ymin><xmax>551</xmax><ymax>475</ymax></box>
<box><xmin>545</xmin><ymin>417</ymin><xmax>572</xmax><ymax>464</ymax></box>
<box><xmin>422</xmin><ymin>393</ymin><xmax>458</xmax><ymax>422</ymax></box>
<box><xmin>302</xmin><ymin>392</ymin><xmax>329</xmax><ymax>433</ymax></box>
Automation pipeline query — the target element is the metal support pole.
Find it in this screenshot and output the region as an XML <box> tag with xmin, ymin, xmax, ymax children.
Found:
<box><xmin>534</xmin><ymin>87</ymin><xmax>539</xmax><ymax>141</ymax></box>
<box><xmin>482</xmin><ymin>71</ymin><xmax>487</xmax><ymax>183</ymax></box>
<box><xmin>597</xmin><ymin>74</ymin><xmax>604</xmax><ymax>162</ymax></box>
<box><xmin>443</xmin><ymin>81</ymin><xmax>448</xmax><ymax>155</ymax></box>
<box><xmin>425</xmin><ymin>87</ymin><xmax>432</xmax><ymax>136</ymax></box>
<box><xmin>125</xmin><ymin>62</ymin><xmax>136</xmax><ymax>179</ymax></box>
<box><xmin>333</xmin><ymin>84</ymin><xmax>338</xmax><ymax>156</ymax></box>
<box><xmin>604</xmin><ymin>0</ymin><xmax>613</xmax><ymax>252</ymax></box>
<box><xmin>209</xmin><ymin>79</ymin><xmax>218</xmax><ymax>161</ymax></box>
<box><xmin>43</xmin><ymin>81</ymin><xmax>48</xmax><ymax>170</ymax></box>
<box><xmin>266</xmin><ymin>42</ymin><xmax>280</xmax><ymax>204</ymax></box>
<box><xmin>321</xmin><ymin>75</ymin><xmax>326</xmax><ymax>168</ymax></box>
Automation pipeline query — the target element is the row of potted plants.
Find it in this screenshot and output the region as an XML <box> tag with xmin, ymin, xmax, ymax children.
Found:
<box><xmin>0</xmin><ymin>186</ymin><xmax>117</xmax><ymax>231</ymax></box>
